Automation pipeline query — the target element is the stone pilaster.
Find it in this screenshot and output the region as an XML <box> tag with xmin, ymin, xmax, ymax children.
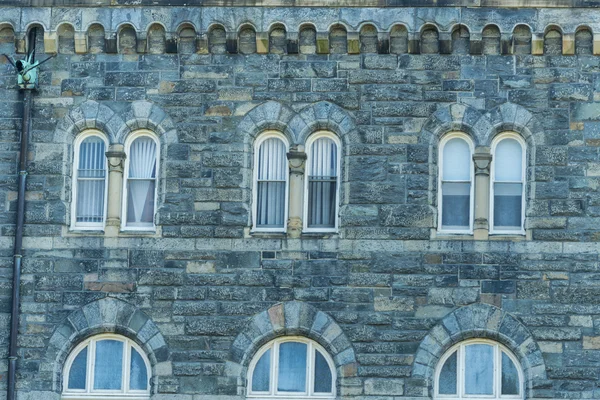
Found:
<box><xmin>105</xmin><ymin>144</ymin><xmax>126</xmax><ymax>237</ymax></box>
<box><xmin>473</xmin><ymin>147</ymin><xmax>492</xmax><ymax>240</ymax></box>
<box><xmin>286</xmin><ymin>145</ymin><xmax>306</xmax><ymax>238</ymax></box>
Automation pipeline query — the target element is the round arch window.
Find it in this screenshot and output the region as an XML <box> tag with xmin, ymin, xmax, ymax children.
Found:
<box><xmin>62</xmin><ymin>334</ymin><xmax>151</xmax><ymax>399</ymax></box>
<box><xmin>435</xmin><ymin>339</ymin><xmax>523</xmax><ymax>399</ymax></box>
<box><xmin>247</xmin><ymin>337</ymin><xmax>336</xmax><ymax>399</ymax></box>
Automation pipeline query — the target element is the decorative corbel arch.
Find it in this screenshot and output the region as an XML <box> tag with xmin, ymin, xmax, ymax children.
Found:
<box><xmin>236</xmin><ymin>100</ymin><xmax>297</xmax><ymax>146</ymax></box>
<box><xmin>42</xmin><ymin>297</ymin><xmax>169</xmax><ymax>392</ymax></box>
<box><xmin>227</xmin><ymin>301</ymin><xmax>358</xmax><ymax>394</ymax></box>
<box><xmin>412</xmin><ymin>303</ymin><xmax>548</xmax><ymax>398</ymax></box>
<box><xmin>290</xmin><ymin>101</ymin><xmax>359</xmax><ymax>146</ymax></box>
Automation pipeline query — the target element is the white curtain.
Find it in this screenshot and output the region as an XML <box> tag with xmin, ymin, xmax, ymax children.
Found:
<box><xmin>307</xmin><ymin>137</ymin><xmax>337</xmax><ymax>228</ymax></box>
<box><xmin>127</xmin><ymin>137</ymin><xmax>157</xmax><ymax>226</ymax></box>
<box><xmin>441</xmin><ymin>138</ymin><xmax>471</xmax><ymax>229</ymax></box>
<box><xmin>76</xmin><ymin>137</ymin><xmax>106</xmax><ymax>224</ymax></box>
<box><xmin>256</xmin><ymin>138</ymin><xmax>286</xmax><ymax>227</ymax></box>
<box><xmin>493</xmin><ymin>138</ymin><xmax>523</xmax><ymax>229</ymax></box>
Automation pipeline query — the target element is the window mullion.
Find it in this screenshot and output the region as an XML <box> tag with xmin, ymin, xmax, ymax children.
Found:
<box><xmin>307</xmin><ymin>342</ymin><xmax>314</xmax><ymax>396</ymax></box>
<box><xmin>124</xmin><ymin>342</ymin><xmax>130</xmax><ymax>394</ymax></box>
<box><xmin>272</xmin><ymin>342</ymin><xmax>278</xmax><ymax>395</ymax></box>
<box><xmin>88</xmin><ymin>340</ymin><xmax>95</xmax><ymax>394</ymax></box>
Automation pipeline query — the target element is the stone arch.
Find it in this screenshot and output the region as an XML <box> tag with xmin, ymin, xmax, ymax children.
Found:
<box><xmin>208</xmin><ymin>23</ymin><xmax>227</xmax><ymax>54</ymax></box>
<box><xmin>482</xmin><ymin>24</ymin><xmax>501</xmax><ymax>55</ymax></box>
<box><xmin>116</xmin><ymin>100</ymin><xmax>177</xmax><ymax>145</ymax></box>
<box><xmin>329</xmin><ymin>24</ymin><xmax>348</xmax><ymax>54</ymax></box>
<box><xmin>360</xmin><ymin>23</ymin><xmax>378</xmax><ymax>54</ymax></box>
<box><xmin>147</xmin><ymin>22</ymin><xmax>166</xmax><ymax>54</ymax></box>
<box><xmin>56</xmin><ymin>22</ymin><xmax>75</xmax><ymax>54</ymax></box>
<box><xmin>420</xmin><ymin>103</ymin><xmax>486</xmax><ymax>147</ymax></box>
<box><xmin>290</xmin><ymin>101</ymin><xmax>359</xmax><ymax>146</ymax></box>
<box><xmin>269</xmin><ymin>23</ymin><xmax>287</xmax><ymax>54</ymax></box>
<box><xmin>118</xmin><ymin>24</ymin><xmax>137</xmax><ymax>54</ymax></box>
<box><xmin>390</xmin><ymin>24</ymin><xmax>408</xmax><ymax>54</ymax></box>
<box><xmin>177</xmin><ymin>23</ymin><xmax>197</xmax><ymax>54</ymax></box>
<box><xmin>42</xmin><ymin>297</ymin><xmax>169</xmax><ymax>392</ymax></box>
<box><xmin>544</xmin><ymin>25</ymin><xmax>563</xmax><ymax>55</ymax></box>
<box><xmin>87</xmin><ymin>23</ymin><xmax>105</xmax><ymax>54</ymax></box>
<box><xmin>451</xmin><ymin>24</ymin><xmax>470</xmax><ymax>54</ymax></box>
<box><xmin>299</xmin><ymin>23</ymin><xmax>317</xmax><ymax>54</ymax></box>
<box><xmin>238</xmin><ymin>23</ymin><xmax>257</xmax><ymax>54</ymax></box>
<box><xmin>575</xmin><ymin>26</ymin><xmax>593</xmax><ymax>55</ymax></box>
<box><xmin>237</xmin><ymin>101</ymin><xmax>296</xmax><ymax>150</ymax></box>
<box><xmin>481</xmin><ymin>102</ymin><xmax>543</xmax><ymax>147</ymax></box>
<box><xmin>228</xmin><ymin>301</ymin><xmax>358</xmax><ymax>394</ymax></box>
<box><xmin>420</xmin><ymin>24</ymin><xmax>439</xmax><ymax>54</ymax></box>
<box><xmin>0</xmin><ymin>23</ymin><xmax>15</xmax><ymax>53</ymax></box>
<box><xmin>412</xmin><ymin>303</ymin><xmax>547</xmax><ymax>398</ymax></box>
<box><xmin>54</xmin><ymin>100</ymin><xmax>124</xmax><ymax>145</ymax></box>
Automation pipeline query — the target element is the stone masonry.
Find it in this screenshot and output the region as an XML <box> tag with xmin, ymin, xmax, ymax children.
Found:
<box><xmin>2</xmin><ymin>2</ymin><xmax>600</xmax><ymax>399</ymax></box>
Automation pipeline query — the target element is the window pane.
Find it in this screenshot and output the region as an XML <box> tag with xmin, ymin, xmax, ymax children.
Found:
<box><xmin>76</xmin><ymin>137</ymin><xmax>106</xmax><ymax>223</ymax></box>
<box><xmin>68</xmin><ymin>346</ymin><xmax>88</xmax><ymax>390</ymax></box>
<box><xmin>277</xmin><ymin>342</ymin><xmax>307</xmax><ymax>392</ymax></box>
<box><xmin>314</xmin><ymin>350</ymin><xmax>332</xmax><ymax>393</ymax></box>
<box><xmin>438</xmin><ymin>351</ymin><xmax>457</xmax><ymax>395</ymax></box>
<box><xmin>495</xmin><ymin>139</ymin><xmax>522</xmax><ymax>182</ymax></box>
<box><xmin>443</xmin><ymin>138</ymin><xmax>471</xmax><ymax>181</ymax></box>
<box><xmin>256</xmin><ymin>138</ymin><xmax>287</xmax><ymax>228</ymax></box>
<box><xmin>464</xmin><ymin>344</ymin><xmax>494</xmax><ymax>395</ymax></box>
<box><xmin>252</xmin><ymin>349</ymin><xmax>271</xmax><ymax>392</ymax></box>
<box><xmin>129</xmin><ymin>137</ymin><xmax>157</xmax><ymax>179</ymax></box>
<box><xmin>127</xmin><ymin>137</ymin><xmax>157</xmax><ymax>226</ymax></box>
<box><xmin>94</xmin><ymin>340</ymin><xmax>123</xmax><ymax>390</ymax></box>
<box><xmin>441</xmin><ymin>182</ymin><xmax>470</xmax><ymax>229</ymax></box>
<box><xmin>130</xmin><ymin>347</ymin><xmax>148</xmax><ymax>391</ymax></box>
<box><xmin>494</xmin><ymin>183</ymin><xmax>522</xmax><ymax>229</ymax></box>
<box><xmin>501</xmin><ymin>352</ymin><xmax>520</xmax><ymax>395</ymax></box>
<box><xmin>307</xmin><ymin>137</ymin><xmax>338</xmax><ymax>228</ymax></box>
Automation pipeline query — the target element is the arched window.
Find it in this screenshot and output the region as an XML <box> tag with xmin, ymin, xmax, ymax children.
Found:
<box><xmin>62</xmin><ymin>335</ymin><xmax>150</xmax><ymax>399</ymax></box>
<box><xmin>123</xmin><ymin>131</ymin><xmax>159</xmax><ymax>230</ymax></box>
<box><xmin>438</xmin><ymin>133</ymin><xmax>474</xmax><ymax>233</ymax></box>
<box><xmin>71</xmin><ymin>131</ymin><xmax>108</xmax><ymax>230</ymax></box>
<box><xmin>304</xmin><ymin>132</ymin><xmax>340</xmax><ymax>232</ymax></box>
<box><xmin>490</xmin><ymin>133</ymin><xmax>526</xmax><ymax>234</ymax></box>
<box><xmin>247</xmin><ymin>337</ymin><xmax>336</xmax><ymax>399</ymax></box>
<box><xmin>435</xmin><ymin>340</ymin><xmax>523</xmax><ymax>399</ymax></box>
<box><xmin>253</xmin><ymin>133</ymin><xmax>289</xmax><ymax>232</ymax></box>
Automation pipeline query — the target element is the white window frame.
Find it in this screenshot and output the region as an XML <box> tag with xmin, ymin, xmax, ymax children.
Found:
<box><xmin>62</xmin><ymin>334</ymin><xmax>151</xmax><ymax>400</ymax></box>
<box><xmin>247</xmin><ymin>336</ymin><xmax>336</xmax><ymax>400</ymax></box>
<box><xmin>489</xmin><ymin>132</ymin><xmax>526</xmax><ymax>235</ymax></box>
<box><xmin>121</xmin><ymin>130</ymin><xmax>160</xmax><ymax>231</ymax></box>
<box><xmin>437</xmin><ymin>132</ymin><xmax>475</xmax><ymax>235</ymax></box>
<box><xmin>70</xmin><ymin>130</ymin><xmax>109</xmax><ymax>231</ymax></box>
<box><xmin>252</xmin><ymin>131</ymin><xmax>290</xmax><ymax>233</ymax></box>
<box><xmin>303</xmin><ymin>131</ymin><xmax>341</xmax><ymax>233</ymax></box>
<box><xmin>434</xmin><ymin>339</ymin><xmax>524</xmax><ymax>400</ymax></box>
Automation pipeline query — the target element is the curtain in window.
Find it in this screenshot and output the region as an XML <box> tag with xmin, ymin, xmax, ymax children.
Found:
<box><xmin>127</xmin><ymin>137</ymin><xmax>157</xmax><ymax>226</ymax></box>
<box><xmin>493</xmin><ymin>138</ymin><xmax>523</xmax><ymax>230</ymax></box>
<box><xmin>307</xmin><ymin>137</ymin><xmax>338</xmax><ymax>228</ymax></box>
<box><xmin>256</xmin><ymin>138</ymin><xmax>286</xmax><ymax>228</ymax></box>
<box><xmin>76</xmin><ymin>137</ymin><xmax>106</xmax><ymax>224</ymax></box>
<box><xmin>441</xmin><ymin>137</ymin><xmax>471</xmax><ymax>230</ymax></box>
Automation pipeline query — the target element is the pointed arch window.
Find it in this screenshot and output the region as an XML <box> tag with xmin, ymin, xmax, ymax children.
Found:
<box><xmin>247</xmin><ymin>337</ymin><xmax>336</xmax><ymax>399</ymax></box>
<box><xmin>123</xmin><ymin>131</ymin><xmax>159</xmax><ymax>230</ymax></box>
<box><xmin>62</xmin><ymin>335</ymin><xmax>151</xmax><ymax>399</ymax></box>
<box><xmin>253</xmin><ymin>132</ymin><xmax>289</xmax><ymax>232</ymax></box>
<box><xmin>435</xmin><ymin>339</ymin><xmax>523</xmax><ymax>399</ymax></box>
<box><xmin>304</xmin><ymin>132</ymin><xmax>340</xmax><ymax>232</ymax></box>
<box><xmin>438</xmin><ymin>133</ymin><xmax>474</xmax><ymax>233</ymax></box>
<box><xmin>490</xmin><ymin>133</ymin><xmax>526</xmax><ymax>234</ymax></box>
<box><xmin>72</xmin><ymin>131</ymin><xmax>108</xmax><ymax>230</ymax></box>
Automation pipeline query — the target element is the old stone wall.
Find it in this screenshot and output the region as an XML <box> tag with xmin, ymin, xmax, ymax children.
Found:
<box><xmin>1</xmin><ymin>4</ymin><xmax>600</xmax><ymax>400</ymax></box>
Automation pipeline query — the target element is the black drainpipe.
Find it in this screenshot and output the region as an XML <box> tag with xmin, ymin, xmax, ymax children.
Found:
<box><xmin>7</xmin><ymin>86</ymin><xmax>32</xmax><ymax>400</ymax></box>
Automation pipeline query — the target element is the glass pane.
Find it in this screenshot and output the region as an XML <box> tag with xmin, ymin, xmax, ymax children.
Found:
<box><xmin>130</xmin><ymin>347</ymin><xmax>148</xmax><ymax>391</ymax></box>
<box><xmin>310</xmin><ymin>138</ymin><xmax>338</xmax><ymax>177</ymax></box>
<box><xmin>314</xmin><ymin>350</ymin><xmax>332</xmax><ymax>393</ymax></box>
<box><xmin>441</xmin><ymin>182</ymin><xmax>470</xmax><ymax>229</ymax></box>
<box><xmin>68</xmin><ymin>346</ymin><xmax>88</xmax><ymax>390</ymax></box>
<box><xmin>495</xmin><ymin>139</ymin><xmax>522</xmax><ymax>182</ymax></box>
<box><xmin>494</xmin><ymin>183</ymin><xmax>522</xmax><ymax>229</ymax></box>
<box><xmin>252</xmin><ymin>349</ymin><xmax>271</xmax><ymax>392</ymax></box>
<box><xmin>438</xmin><ymin>351</ymin><xmax>457</xmax><ymax>395</ymax></box>
<box><xmin>127</xmin><ymin>180</ymin><xmax>155</xmax><ymax>225</ymax></box>
<box><xmin>443</xmin><ymin>138</ymin><xmax>471</xmax><ymax>181</ymax></box>
<box><xmin>277</xmin><ymin>342</ymin><xmax>307</xmax><ymax>392</ymax></box>
<box><xmin>501</xmin><ymin>352</ymin><xmax>520</xmax><ymax>395</ymax></box>
<box><xmin>464</xmin><ymin>344</ymin><xmax>494</xmax><ymax>395</ymax></box>
<box><xmin>129</xmin><ymin>137</ymin><xmax>157</xmax><ymax>179</ymax></box>
<box><xmin>77</xmin><ymin>137</ymin><xmax>106</xmax><ymax>223</ymax></box>
<box><xmin>308</xmin><ymin>179</ymin><xmax>337</xmax><ymax>228</ymax></box>
<box><xmin>257</xmin><ymin>182</ymin><xmax>285</xmax><ymax>227</ymax></box>
<box><xmin>257</xmin><ymin>138</ymin><xmax>286</xmax><ymax>181</ymax></box>
<box><xmin>94</xmin><ymin>339</ymin><xmax>123</xmax><ymax>390</ymax></box>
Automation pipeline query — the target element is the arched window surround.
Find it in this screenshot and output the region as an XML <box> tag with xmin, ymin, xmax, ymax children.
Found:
<box><xmin>303</xmin><ymin>131</ymin><xmax>341</xmax><ymax>233</ymax></box>
<box><xmin>252</xmin><ymin>131</ymin><xmax>290</xmax><ymax>233</ymax></box>
<box><xmin>62</xmin><ymin>334</ymin><xmax>151</xmax><ymax>400</ymax></box>
<box><xmin>70</xmin><ymin>130</ymin><xmax>109</xmax><ymax>231</ymax></box>
<box><xmin>437</xmin><ymin>132</ymin><xmax>475</xmax><ymax>235</ymax></box>
<box><xmin>489</xmin><ymin>132</ymin><xmax>526</xmax><ymax>235</ymax></box>
<box><xmin>122</xmin><ymin>130</ymin><xmax>160</xmax><ymax>231</ymax></box>
<box><xmin>247</xmin><ymin>336</ymin><xmax>336</xmax><ymax>400</ymax></box>
<box><xmin>434</xmin><ymin>339</ymin><xmax>524</xmax><ymax>400</ymax></box>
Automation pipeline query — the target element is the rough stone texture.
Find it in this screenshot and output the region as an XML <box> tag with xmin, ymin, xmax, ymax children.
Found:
<box><xmin>1</xmin><ymin>4</ymin><xmax>600</xmax><ymax>400</ymax></box>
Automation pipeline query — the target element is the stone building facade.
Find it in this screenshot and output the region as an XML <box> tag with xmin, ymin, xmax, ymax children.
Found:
<box><xmin>2</xmin><ymin>1</ymin><xmax>600</xmax><ymax>399</ymax></box>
